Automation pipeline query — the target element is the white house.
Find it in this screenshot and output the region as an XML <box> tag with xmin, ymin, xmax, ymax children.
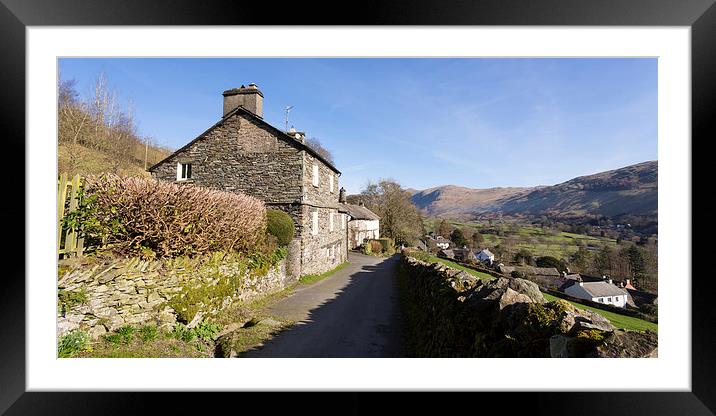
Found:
<box><xmin>434</xmin><ymin>237</ymin><xmax>452</xmax><ymax>250</ymax></box>
<box><xmin>562</xmin><ymin>277</ymin><xmax>630</xmax><ymax>308</ymax></box>
<box><xmin>338</xmin><ymin>190</ymin><xmax>380</xmax><ymax>249</ymax></box>
<box><xmin>476</xmin><ymin>248</ymin><xmax>495</xmax><ymax>264</ymax></box>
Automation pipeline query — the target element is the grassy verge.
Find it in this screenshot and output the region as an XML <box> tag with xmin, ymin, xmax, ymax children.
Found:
<box><xmin>542</xmin><ymin>293</ymin><xmax>658</xmax><ymax>333</ymax></box>
<box><xmin>426</xmin><ymin>256</ymin><xmax>494</xmax><ymax>281</ymax></box>
<box><xmin>299</xmin><ymin>261</ymin><xmax>349</xmax><ymax>285</ymax></box>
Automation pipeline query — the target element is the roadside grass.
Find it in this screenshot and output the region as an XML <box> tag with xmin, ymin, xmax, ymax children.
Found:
<box><xmin>299</xmin><ymin>261</ymin><xmax>349</xmax><ymax>285</ymax></box>
<box><xmin>542</xmin><ymin>293</ymin><xmax>658</xmax><ymax>333</ymax></box>
<box><xmin>221</xmin><ymin>319</ymin><xmax>295</xmax><ymax>356</ymax></box>
<box><xmin>426</xmin><ymin>256</ymin><xmax>494</xmax><ymax>281</ymax></box>
<box><xmin>79</xmin><ymin>324</ymin><xmax>209</xmax><ymax>358</ymax></box>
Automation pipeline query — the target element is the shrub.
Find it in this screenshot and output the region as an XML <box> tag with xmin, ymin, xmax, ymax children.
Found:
<box><xmin>361</xmin><ymin>242</ymin><xmax>372</xmax><ymax>255</ymax></box>
<box><xmin>511</xmin><ymin>270</ymin><xmax>526</xmax><ymax>279</ymax></box>
<box><xmin>266</xmin><ymin>210</ymin><xmax>295</xmax><ymax>246</ymax></box>
<box><xmin>75</xmin><ymin>174</ymin><xmax>267</xmax><ymax>258</ymax></box>
<box><xmin>58</xmin><ymin>330</ymin><xmax>90</xmax><ymax>358</ymax></box>
<box><xmin>370</xmin><ymin>240</ymin><xmax>383</xmax><ymax>254</ymax></box>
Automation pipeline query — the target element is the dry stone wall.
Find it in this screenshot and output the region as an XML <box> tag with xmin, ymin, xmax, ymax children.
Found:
<box><xmin>57</xmin><ymin>250</ymin><xmax>298</xmax><ymax>340</ymax></box>
<box><xmin>399</xmin><ymin>252</ymin><xmax>657</xmax><ymax>358</ymax></box>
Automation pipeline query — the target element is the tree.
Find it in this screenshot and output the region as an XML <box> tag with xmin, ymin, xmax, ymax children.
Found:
<box><xmin>450</xmin><ymin>228</ymin><xmax>467</xmax><ymax>248</ymax></box>
<box><xmin>570</xmin><ymin>246</ymin><xmax>591</xmax><ymax>273</ymax></box>
<box><xmin>536</xmin><ymin>256</ymin><xmax>565</xmax><ymax>272</ymax></box>
<box><xmin>437</xmin><ymin>219</ymin><xmax>451</xmax><ymax>238</ymax></box>
<box><xmin>471</xmin><ymin>231</ymin><xmax>484</xmax><ymax>249</ymax></box>
<box><xmin>306</xmin><ymin>137</ymin><xmax>334</xmax><ymax>164</ymax></box>
<box><xmin>359</xmin><ymin>179</ymin><xmax>424</xmax><ymax>246</ymax></box>
<box><xmin>623</xmin><ymin>244</ymin><xmax>647</xmax><ymax>285</ymax></box>
<box><xmin>593</xmin><ymin>245</ymin><xmax>616</xmax><ymax>276</ymax></box>
<box><xmin>514</xmin><ymin>248</ymin><xmax>534</xmax><ymax>265</ymax></box>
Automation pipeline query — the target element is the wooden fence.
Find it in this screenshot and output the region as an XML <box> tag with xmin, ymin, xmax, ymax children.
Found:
<box><xmin>58</xmin><ymin>173</ymin><xmax>84</xmax><ymax>258</ymax></box>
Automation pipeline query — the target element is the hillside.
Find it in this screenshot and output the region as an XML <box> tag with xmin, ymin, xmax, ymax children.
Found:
<box><xmin>411</xmin><ymin>161</ymin><xmax>657</xmax><ymax>221</ymax></box>
<box><xmin>499</xmin><ymin>161</ymin><xmax>657</xmax><ymax>218</ymax></box>
<box><xmin>411</xmin><ymin>185</ymin><xmax>533</xmax><ymax>217</ymax></box>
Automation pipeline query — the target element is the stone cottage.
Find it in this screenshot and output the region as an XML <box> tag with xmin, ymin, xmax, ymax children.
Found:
<box><xmin>338</xmin><ymin>188</ymin><xmax>380</xmax><ymax>249</ymax></box>
<box><xmin>148</xmin><ymin>84</ymin><xmax>347</xmax><ymax>276</ymax></box>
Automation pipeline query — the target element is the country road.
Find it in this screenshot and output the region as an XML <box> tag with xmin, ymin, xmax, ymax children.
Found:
<box><xmin>242</xmin><ymin>252</ymin><xmax>405</xmax><ymax>358</ymax></box>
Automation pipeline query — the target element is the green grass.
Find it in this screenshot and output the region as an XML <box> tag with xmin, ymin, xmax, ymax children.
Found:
<box><xmin>542</xmin><ymin>293</ymin><xmax>658</xmax><ymax>333</ymax></box>
<box><xmin>299</xmin><ymin>262</ymin><xmax>349</xmax><ymax>285</ymax></box>
<box><xmin>426</xmin><ymin>219</ymin><xmax>618</xmax><ymax>260</ymax></box>
<box><xmin>426</xmin><ymin>256</ymin><xmax>494</xmax><ymax>281</ymax></box>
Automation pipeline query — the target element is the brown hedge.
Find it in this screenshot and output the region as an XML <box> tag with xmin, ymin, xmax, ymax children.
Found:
<box><xmin>81</xmin><ymin>174</ymin><xmax>267</xmax><ymax>258</ymax></box>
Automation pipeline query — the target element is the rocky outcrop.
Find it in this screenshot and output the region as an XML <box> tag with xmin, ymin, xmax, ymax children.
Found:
<box><xmin>400</xmin><ymin>254</ymin><xmax>657</xmax><ymax>358</ymax></box>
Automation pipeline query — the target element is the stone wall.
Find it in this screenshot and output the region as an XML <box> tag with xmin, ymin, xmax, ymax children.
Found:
<box><xmin>151</xmin><ymin>113</ymin><xmax>304</xmax><ymax>204</ymax></box>
<box><xmin>57</xmin><ymin>248</ymin><xmax>299</xmax><ymax>340</ymax></box>
<box><xmin>399</xmin><ymin>252</ymin><xmax>657</xmax><ymax>358</ymax></box>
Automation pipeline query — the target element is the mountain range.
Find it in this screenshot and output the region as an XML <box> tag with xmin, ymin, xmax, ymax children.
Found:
<box><xmin>409</xmin><ymin>161</ymin><xmax>658</xmax><ymax>221</ymax></box>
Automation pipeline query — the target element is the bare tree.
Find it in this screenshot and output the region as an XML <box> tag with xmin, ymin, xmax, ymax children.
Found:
<box><xmin>306</xmin><ymin>137</ymin><xmax>334</xmax><ymax>164</ymax></box>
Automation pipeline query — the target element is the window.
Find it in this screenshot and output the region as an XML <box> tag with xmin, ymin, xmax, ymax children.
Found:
<box><xmin>312</xmin><ymin>164</ymin><xmax>319</xmax><ymax>187</ymax></box>
<box><xmin>177</xmin><ymin>162</ymin><xmax>192</xmax><ymax>181</ymax></box>
<box><xmin>311</xmin><ymin>210</ymin><xmax>318</xmax><ymax>235</ymax></box>
<box><xmin>329</xmin><ymin>174</ymin><xmax>334</xmax><ymax>193</ymax></box>
<box><xmin>607</xmin><ymin>297</ymin><xmax>612</xmax><ymax>302</ymax></box>
<box><xmin>329</xmin><ymin>212</ymin><xmax>334</xmax><ymax>232</ymax></box>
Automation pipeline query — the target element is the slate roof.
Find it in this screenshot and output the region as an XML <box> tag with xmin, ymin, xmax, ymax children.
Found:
<box><xmin>562</xmin><ymin>279</ymin><xmax>629</xmax><ymax>297</ymax></box>
<box><xmin>477</xmin><ymin>248</ymin><xmax>494</xmax><ymax>258</ymax></box>
<box><xmin>148</xmin><ymin>105</ymin><xmax>340</xmax><ymax>174</ymax></box>
<box><xmin>339</xmin><ymin>203</ymin><xmax>380</xmax><ymax>221</ymax></box>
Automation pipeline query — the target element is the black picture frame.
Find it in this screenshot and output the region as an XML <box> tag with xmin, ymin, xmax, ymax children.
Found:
<box><xmin>1</xmin><ymin>0</ymin><xmax>710</xmax><ymax>414</ymax></box>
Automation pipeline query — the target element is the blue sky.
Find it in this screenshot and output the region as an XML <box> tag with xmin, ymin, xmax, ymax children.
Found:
<box><xmin>59</xmin><ymin>58</ymin><xmax>657</xmax><ymax>194</ymax></box>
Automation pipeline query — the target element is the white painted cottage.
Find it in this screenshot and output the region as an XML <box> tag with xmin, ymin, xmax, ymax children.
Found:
<box><xmin>339</xmin><ymin>189</ymin><xmax>380</xmax><ymax>250</ymax></box>
<box><xmin>562</xmin><ymin>276</ymin><xmax>630</xmax><ymax>308</ymax></box>
<box><xmin>476</xmin><ymin>248</ymin><xmax>495</xmax><ymax>264</ymax></box>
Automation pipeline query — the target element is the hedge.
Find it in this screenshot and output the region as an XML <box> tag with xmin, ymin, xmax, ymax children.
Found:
<box><xmin>75</xmin><ymin>174</ymin><xmax>268</xmax><ymax>258</ymax></box>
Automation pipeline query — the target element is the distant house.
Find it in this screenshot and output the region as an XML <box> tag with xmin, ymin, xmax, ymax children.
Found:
<box><xmin>476</xmin><ymin>248</ymin><xmax>495</xmax><ymax>264</ymax></box>
<box><xmin>453</xmin><ymin>247</ymin><xmax>477</xmax><ymax>263</ymax></box>
<box><xmin>438</xmin><ymin>249</ymin><xmax>455</xmax><ymax>260</ymax></box>
<box><xmin>434</xmin><ymin>237</ymin><xmax>452</xmax><ymax>250</ymax></box>
<box><xmin>560</xmin><ymin>276</ymin><xmax>630</xmax><ymax>308</ymax></box>
<box><xmin>338</xmin><ymin>191</ymin><xmax>380</xmax><ymax>250</ymax></box>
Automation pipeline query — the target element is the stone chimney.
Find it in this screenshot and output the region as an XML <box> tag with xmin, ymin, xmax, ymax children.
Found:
<box><xmin>339</xmin><ymin>187</ymin><xmax>347</xmax><ymax>203</ymax></box>
<box><xmin>222</xmin><ymin>83</ymin><xmax>263</xmax><ymax>118</ymax></box>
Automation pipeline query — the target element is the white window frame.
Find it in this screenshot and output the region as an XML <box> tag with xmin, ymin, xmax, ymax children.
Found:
<box><xmin>329</xmin><ymin>174</ymin><xmax>334</xmax><ymax>193</ymax></box>
<box><xmin>176</xmin><ymin>162</ymin><xmax>192</xmax><ymax>181</ymax></box>
<box><xmin>329</xmin><ymin>212</ymin><xmax>334</xmax><ymax>232</ymax></box>
<box><xmin>311</xmin><ymin>210</ymin><xmax>319</xmax><ymax>235</ymax></box>
<box><xmin>312</xmin><ymin>164</ymin><xmax>319</xmax><ymax>187</ymax></box>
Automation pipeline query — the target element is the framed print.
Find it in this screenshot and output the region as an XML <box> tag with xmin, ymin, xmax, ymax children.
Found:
<box><xmin>2</xmin><ymin>0</ymin><xmax>712</xmax><ymax>414</ymax></box>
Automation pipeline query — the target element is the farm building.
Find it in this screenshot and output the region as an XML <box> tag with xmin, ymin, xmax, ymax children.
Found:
<box><xmin>149</xmin><ymin>84</ymin><xmax>347</xmax><ymax>276</ymax></box>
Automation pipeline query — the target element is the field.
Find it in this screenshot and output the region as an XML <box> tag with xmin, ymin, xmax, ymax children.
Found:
<box><xmin>427</xmin><ymin>256</ymin><xmax>494</xmax><ymax>280</ymax></box>
<box><xmin>426</xmin><ymin>219</ymin><xmax>617</xmax><ymax>260</ymax></box>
